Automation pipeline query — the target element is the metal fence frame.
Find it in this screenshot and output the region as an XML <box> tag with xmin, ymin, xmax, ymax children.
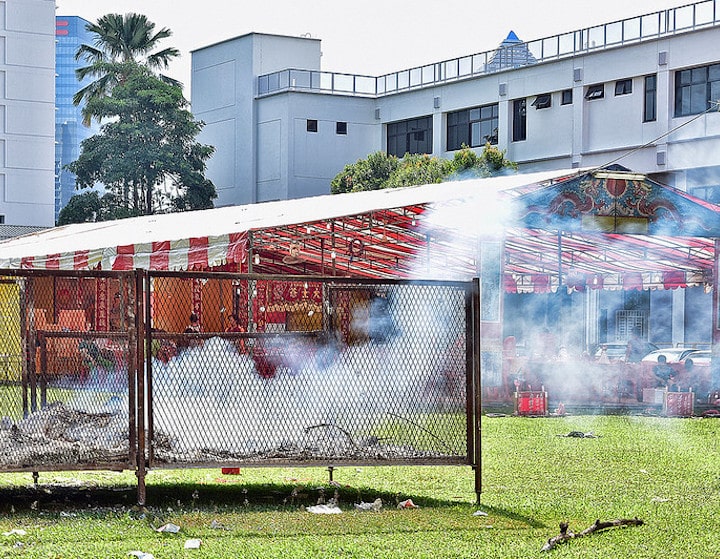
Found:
<box><xmin>0</xmin><ymin>269</ymin><xmax>141</xmax><ymax>479</ymax></box>
<box><xmin>0</xmin><ymin>269</ymin><xmax>481</xmax><ymax>504</ymax></box>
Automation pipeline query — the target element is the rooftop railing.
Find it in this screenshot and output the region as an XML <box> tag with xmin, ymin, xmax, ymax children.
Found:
<box><xmin>257</xmin><ymin>0</ymin><xmax>718</xmax><ymax>98</ymax></box>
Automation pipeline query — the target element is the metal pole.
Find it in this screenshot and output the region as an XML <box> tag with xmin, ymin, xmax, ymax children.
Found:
<box><xmin>468</xmin><ymin>277</ymin><xmax>482</xmax><ymax>503</ymax></box>
<box><xmin>135</xmin><ymin>269</ymin><xmax>148</xmax><ymax>506</ymax></box>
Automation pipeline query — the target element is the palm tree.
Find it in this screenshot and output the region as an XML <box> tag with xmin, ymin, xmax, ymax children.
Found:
<box><xmin>73</xmin><ymin>13</ymin><xmax>181</xmax><ymax>125</ymax></box>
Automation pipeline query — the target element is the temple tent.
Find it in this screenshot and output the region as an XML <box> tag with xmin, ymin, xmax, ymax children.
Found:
<box><xmin>0</xmin><ymin>166</ymin><xmax>719</xmax><ymax>295</ymax></box>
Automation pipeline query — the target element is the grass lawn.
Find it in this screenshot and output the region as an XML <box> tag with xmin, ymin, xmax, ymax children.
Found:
<box><xmin>0</xmin><ymin>414</ymin><xmax>718</xmax><ymax>558</ymax></box>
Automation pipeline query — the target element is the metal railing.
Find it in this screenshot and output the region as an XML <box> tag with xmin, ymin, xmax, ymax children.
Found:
<box><xmin>257</xmin><ymin>0</ymin><xmax>719</xmax><ymax>98</ymax></box>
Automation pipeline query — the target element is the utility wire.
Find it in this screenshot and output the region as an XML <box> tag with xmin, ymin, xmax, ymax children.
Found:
<box><xmin>592</xmin><ymin>100</ymin><xmax>720</xmax><ymax>172</ymax></box>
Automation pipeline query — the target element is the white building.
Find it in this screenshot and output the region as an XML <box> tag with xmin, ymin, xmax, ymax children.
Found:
<box><xmin>192</xmin><ymin>1</ymin><xmax>720</xmax><ymax>207</ymax></box>
<box><xmin>0</xmin><ymin>0</ymin><xmax>55</xmax><ymax>227</ymax></box>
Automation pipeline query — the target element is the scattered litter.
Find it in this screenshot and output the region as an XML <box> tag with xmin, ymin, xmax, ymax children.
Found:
<box><xmin>30</xmin><ymin>501</ymin><xmax>38</xmax><ymax>510</ymax></box>
<box><xmin>485</xmin><ymin>413</ymin><xmax>506</xmax><ymax>417</ymax></box>
<box><xmin>128</xmin><ymin>552</ymin><xmax>154</xmax><ymax>559</ymax></box>
<box><xmin>209</xmin><ymin>520</ymin><xmax>228</xmax><ymax>530</ymax></box>
<box><xmin>2</xmin><ymin>529</ymin><xmax>26</xmax><ymax>537</ymax></box>
<box><xmin>639</xmin><ymin>469</ymin><xmax>649</xmax><ymax>474</ymax></box>
<box><xmin>558</xmin><ymin>431</ymin><xmax>598</xmax><ymax>438</ymax></box>
<box><xmin>155</xmin><ymin>523</ymin><xmax>181</xmax><ymax>533</ymax></box>
<box><xmin>473</xmin><ymin>510</ymin><xmax>488</xmax><ymax>517</ymax></box>
<box><xmin>184</xmin><ymin>539</ymin><xmax>202</xmax><ymax>549</ymax></box>
<box><xmin>354</xmin><ymin>498</ymin><xmax>383</xmax><ymax>512</ymax></box>
<box><xmin>651</xmin><ymin>497</ymin><xmax>669</xmax><ymax>503</ymax></box>
<box><xmin>397</xmin><ymin>499</ymin><xmax>419</xmax><ymax>509</ymax></box>
<box><xmin>306</xmin><ymin>504</ymin><xmax>342</xmax><ymax>514</ymax></box>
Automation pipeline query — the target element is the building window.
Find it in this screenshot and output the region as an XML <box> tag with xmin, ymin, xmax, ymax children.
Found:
<box><xmin>446</xmin><ymin>104</ymin><xmax>499</xmax><ymax>151</ymax></box>
<box><xmin>690</xmin><ymin>185</ymin><xmax>720</xmax><ymax>204</ymax></box>
<box><xmin>387</xmin><ymin>116</ymin><xmax>433</xmax><ymax>157</ymax></box>
<box><xmin>512</xmin><ymin>99</ymin><xmax>527</xmax><ymax>142</ymax></box>
<box><xmin>585</xmin><ymin>84</ymin><xmax>604</xmax><ymax>100</ymax></box>
<box><xmin>336</xmin><ymin>121</ymin><xmax>347</xmax><ymax>135</ymax></box>
<box><xmin>615</xmin><ymin>78</ymin><xmax>633</xmax><ymax>95</ymax></box>
<box><xmin>644</xmin><ymin>74</ymin><xmax>657</xmax><ymax>122</ymax></box>
<box><xmin>561</xmin><ymin>89</ymin><xmax>573</xmax><ymax>105</ymax></box>
<box><xmin>531</xmin><ymin>93</ymin><xmax>551</xmax><ymax>109</ymax></box>
<box><xmin>0</xmin><ymin>215</ymin><xmax>4</xmax><ymax>224</ymax></box>
<box><xmin>675</xmin><ymin>63</ymin><xmax>720</xmax><ymax>116</ymax></box>
<box><xmin>306</xmin><ymin>119</ymin><xmax>318</xmax><ymax>132</ymax></box>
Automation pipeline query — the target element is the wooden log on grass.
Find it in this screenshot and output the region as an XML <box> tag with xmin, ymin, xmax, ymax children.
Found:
<box><xmin>541</xmin><ymin>518</ymin><xmax>644</xmax><ymax>552</ymax></box>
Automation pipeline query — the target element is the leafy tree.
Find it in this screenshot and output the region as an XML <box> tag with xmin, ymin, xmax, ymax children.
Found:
<box><xmin>384</xmin><ymin>153</ymin><xmax>453</xmax><ymax>188</ymax></box>
<box><xmin>330</xmin><ymin>144</ymin><xmax>517</xmax><ymax>193</ymax></box>
<box><xmin>74</xmin><ymin>13</ymin><xmax>181</xmax><ymax>125</ymax></box>
<box><xmin>57</xmin><ymin>191</ymin><xmax>135</xmax><ymax>225</ymax></box>
<box><xmin>448</xmin><ymin>143</ymin><xmax>518</xmax><ymax>178</ymax></box>
<box><xmin>57</xmin><ymin>191</ymin><xmax>101</xmax><ymax>225</ymax></box>
<box><xmin>331</xmin><ymin>151</ymin><xmax>399</xmax><ymax>194</ymax></box>
<box><xmin>66</xmin><ymin>64</ymin><xmax>216</xmax><ymax>218</ymax></box>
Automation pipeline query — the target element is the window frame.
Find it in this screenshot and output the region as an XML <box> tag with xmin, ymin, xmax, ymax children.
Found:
<box><xmin>531</xmin><ymin>93</ymin><xmax>552</xmax><ymax>109</ymax></box>
<box><xmin>561</xmin><ymin>89</ymin><xmax>573</xmax><ymax>105</ymax></box>
<box><xmin>446</xmin><ymin>104</ymin><xmax>499</xmax><ymax>151</ymax></box>
<box><xmin>643</xmin><ymin>74</ymin><xmax>657</xmax><ymax>122</ymax></box>
<box><xmin>585</xmin><ymin>84</ymin><xmax>605</xmax><ymax>100</ymax></box>
<box><xmin>387</xmin><ymin>115</ymin><xmax>433</xmax><ymax>157</ymax></box>
<box><xmin>336</xmin><ymin>121</ymin><xmax>347</xmax><ymax>135</ymax></box>
<box><xmin>674</xmin><ymin>63</ymin><xmax>720</xmax><ymax>117</ymax></box>
<box><xmin>614</xmin><ymin>78</ymin><xmax>633</xmax><ymax>96</ymax></box>
<box><xmin>512</xmin><ymin>98</ymin><xmax>527</xmax><ymax>142</ymax></box>
<box><xmin>306</xmin><ymin>119</ymin><xmax>318</xmax><ymax>133</ymax></box>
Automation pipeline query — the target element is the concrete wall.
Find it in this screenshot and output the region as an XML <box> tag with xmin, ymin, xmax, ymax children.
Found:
<box><xmin>0</xmin><ymin>0</ymin><xmax>55</xmax><ymax>226</ymax></box>
<box><xmin>192</xmin><ymin>22</ymin><xmax>720</xmax><ymax>206</ymax></box>
<box><xmin>192</xmin><ymin>33</ymin><xmax>322</xmax><ymax>206</ymax></box>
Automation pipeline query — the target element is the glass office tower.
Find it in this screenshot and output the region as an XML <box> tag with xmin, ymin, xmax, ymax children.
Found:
<box><xmin>55</xmin><ymin>16</ymin><xmax>99</xmax><ymax>223</ymax></box>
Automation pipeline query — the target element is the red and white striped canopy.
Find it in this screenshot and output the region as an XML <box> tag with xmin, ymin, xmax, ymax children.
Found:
<box><xmin>1</xmin><ymin>167</ymin><xmax>718</xmax><ymax>293</ymax></box>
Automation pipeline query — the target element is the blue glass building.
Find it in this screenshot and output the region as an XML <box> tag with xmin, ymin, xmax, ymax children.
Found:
<box><xmin>55</xmin><ymin>16</ymin><xmax>100</xmax><ymax>224</ymax></box>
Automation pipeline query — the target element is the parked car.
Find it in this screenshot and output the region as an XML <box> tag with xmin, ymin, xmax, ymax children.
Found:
<box><xmin>641</xmin><ymin>347</ymin><xmax>700</xmax><ymax>368</ymax></box>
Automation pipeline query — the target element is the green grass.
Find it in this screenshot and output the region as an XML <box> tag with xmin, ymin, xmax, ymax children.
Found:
<box><xmin>0</xmin><ymin>415</ymin><xmax>718</xmax><ymax>558</ymax></box>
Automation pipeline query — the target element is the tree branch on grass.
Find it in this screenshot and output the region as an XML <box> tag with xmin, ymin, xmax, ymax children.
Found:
<box><xmin>541</xmin><ymin>518</ymin><xmax>644</xmax><ymax>552</ymax></box>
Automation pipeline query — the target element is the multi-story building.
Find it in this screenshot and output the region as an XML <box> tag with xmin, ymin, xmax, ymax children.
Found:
<box><xmin>191</xmin><ymin>0</ymin><xmax>720</xmax><ymax>208</ymax></box>
<box><xmin>0</xmin><ymin>0</ymin><xmax>55</xmax><ymax>227</ymax></box>
<box><xmin>55</xmin><ymin>16</ymin><xmax>100</xmax><ymax>224</ymax></box>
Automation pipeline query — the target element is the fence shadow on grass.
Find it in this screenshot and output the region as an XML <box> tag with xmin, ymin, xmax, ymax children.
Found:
<box><xmin>0</xmin><ymin>478</ymin><xmax>479</xmax><ymax>514</ymax></box>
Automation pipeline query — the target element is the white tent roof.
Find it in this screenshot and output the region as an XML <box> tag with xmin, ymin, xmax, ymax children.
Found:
<box><xmin>0</xmin><ymin>168</ymin><xmax>578</xmax><ymax>270</ymax></box>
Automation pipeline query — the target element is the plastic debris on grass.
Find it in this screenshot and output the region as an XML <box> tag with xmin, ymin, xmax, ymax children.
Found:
<box><xmin>354</xmin><ymin>498</ymin><xmax>383</xmax><ymax>512</ymax></box>
<box><xmin>184</xmin><ymin>539</ymin><xmax>202</xmax><ymax>549</ymax></box>
<box><xmin>156</xmin><ymin>523</ymin><xmax>181</xmax><ymax>533</ymax></box>
<box><xmin>128</xmin><ymin>552</ymin><xmax>154</xmax><ymax>559</ymax></box>
<box><xmin>397</xmin><ymin>499</ymin><xmax>419</xmax><ymax>509</ymax></box>
<box><xmin>2</xmin><ymin>529</ymin><xmax>27</xmax><ymax>537</ymax></box>
<box><xmin>473</xmin><ymin>510</ymin><xmax>489</xmax><ymax>516</ymax></box>
<box><xmin>306</xmin><ymin>504</ymin><xmax>343</xmax><ymax>514</ymax></box>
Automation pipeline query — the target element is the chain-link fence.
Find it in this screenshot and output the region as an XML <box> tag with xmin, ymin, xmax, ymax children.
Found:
<box><xmin>146</xmin><ymin>273</ymin><xmax>476</xmax><ymax>469</ymax></box>
<box><xmin>0</xmin><ymin>270</ymin><xmax>138</xmax><ymax>473</ymax></box>
<box><xmin>0</xmin><ymin>269</ymin><xmax>479</xmax><ymax>502</ymax></box>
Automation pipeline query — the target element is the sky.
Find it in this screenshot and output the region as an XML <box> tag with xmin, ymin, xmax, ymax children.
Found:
<box><xmin>54</xmin><ymin>0</ymin><xmax>689</xmax><ymax>91</ymax></box>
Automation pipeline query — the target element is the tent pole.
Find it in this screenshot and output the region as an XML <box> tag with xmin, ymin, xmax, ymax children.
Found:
<box><xmin>712</xmin><ymin>239</ymin><xmax>720</xmax><ymax>391</ymax></box>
